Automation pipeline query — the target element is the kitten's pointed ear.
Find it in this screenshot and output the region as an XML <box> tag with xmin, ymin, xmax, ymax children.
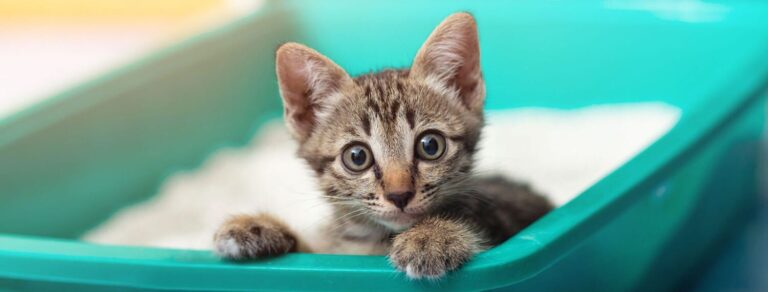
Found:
<box><xmin>411</xmin><ymin>13</ymin><xmax>484</xmax><ymax>113</ymax></box>
<box><xmin>276</xmin><ymin>43</ymin><xmax>353</xmax><ymax>141</ymax></box>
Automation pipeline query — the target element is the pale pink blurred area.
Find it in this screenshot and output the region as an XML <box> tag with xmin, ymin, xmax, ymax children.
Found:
<box><xmin>0</xmin><ymin>0</ymin><xmax>264</xmax><ymax>119</ymax></box>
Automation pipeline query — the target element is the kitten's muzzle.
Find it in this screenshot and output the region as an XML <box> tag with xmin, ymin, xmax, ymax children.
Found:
<box><xmin>385</xmin><ymin>191</ymin><xmax>415</xmax><ymax>211</ymax></box>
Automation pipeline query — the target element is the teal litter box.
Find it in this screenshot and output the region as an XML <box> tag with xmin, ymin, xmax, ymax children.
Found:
<box><xmin>2</xmin><ymin>0</ymin><xmax>768</xmax><ymax>290</ymax></box>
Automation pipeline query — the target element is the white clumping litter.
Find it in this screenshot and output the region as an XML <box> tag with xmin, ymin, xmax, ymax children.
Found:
<box><xmin>82</xmin><ymin>102</ymin><xmax>681</xmax><ymax>250</ymax></box>
<box><xmin>477</xmin><ymin>103</ymin><xmax>681</xmax><ymax>205</ymax></box>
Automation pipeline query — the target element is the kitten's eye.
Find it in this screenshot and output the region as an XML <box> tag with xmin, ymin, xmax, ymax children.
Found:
<box><xmin>416</xmin><ymin>132</ymin><xmax>446</xmax><ymax>160</ymax></box>
<box><xmin>342</xmin><ymin>144</ymin><xmax>373</xmax><ymax>172</ymax></box>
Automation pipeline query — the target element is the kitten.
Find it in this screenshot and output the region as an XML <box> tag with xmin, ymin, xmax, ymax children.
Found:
<box><xmin>213</xmin><ymin>12</ymin><xmax>553</xmax><ymax>279</ymax></box>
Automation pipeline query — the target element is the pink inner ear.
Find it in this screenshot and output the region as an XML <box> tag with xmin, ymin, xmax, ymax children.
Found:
<box><xmin>454</xmin><ymin>48</ymin><xmax>483</xmax><ymax>111</ymax></box>
<box><xmin>276</xmin><ymin>48</ymin><xmax>315</xmax><ymax>139</ymax></box>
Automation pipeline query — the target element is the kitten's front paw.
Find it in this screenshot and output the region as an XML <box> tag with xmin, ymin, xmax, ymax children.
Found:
<box><xmin>389</xmin><ymin>218</ymin><xmax>481</xmax><ymax>280</ymax></box>
<box><xmin>213</xmin><ymin>214</ymin><xmax>297</xmax><ymax>260</ymax></box>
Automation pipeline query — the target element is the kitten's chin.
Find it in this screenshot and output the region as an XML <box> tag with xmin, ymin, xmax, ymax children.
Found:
<box><xmin>374</xmin><ymin>213</ymin><xmax>422</xmax><ymax>232</ymax></box>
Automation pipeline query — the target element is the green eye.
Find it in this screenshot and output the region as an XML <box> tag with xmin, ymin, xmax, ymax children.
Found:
<box><xmin>416</xmin><ymin>132</ymin><xmax>446</xmax><ymax>160</ymax></box>
<box><xmin>342</xmin><ymin>144</ymin><xmax>373</xmax><ymax>172</ymax></box>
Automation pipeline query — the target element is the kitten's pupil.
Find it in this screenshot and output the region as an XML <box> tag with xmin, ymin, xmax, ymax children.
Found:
<box><xmin>416</xmin><ymin>133</ymin><xmax>446</xmax><ymax>160</ymax></box>
<box><xmin>350</xmin><ymin>147</ymin><xmax>367</xmax><ymax>166</ymax></box>
<box><xmin>421</xmin><ymin>137</ymin><xmax>439</xmax><ymax>156</ymax></box>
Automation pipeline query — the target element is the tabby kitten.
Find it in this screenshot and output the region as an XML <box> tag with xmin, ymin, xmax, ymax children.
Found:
<box><xmin>214</xmin><ymin>12</ymin><xmax>552</xmax><ymax>279</ymax></box>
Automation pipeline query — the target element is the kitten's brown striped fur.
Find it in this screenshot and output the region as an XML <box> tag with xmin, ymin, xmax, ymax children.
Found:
<box><xmin>214</xmin><ymin>12</ymin><xmax>552</xmax><ymax>279</ymax></box>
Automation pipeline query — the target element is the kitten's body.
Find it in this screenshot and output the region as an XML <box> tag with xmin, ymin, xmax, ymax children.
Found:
<box><xmin>320</xmin><ymin>176</ymin><xmax>551</xmax><ymax>255</ymax></box>
<box><xmin>214</xmin><ymin>13</ymin><xmax>552</xmax><ymax>279</ymax></box>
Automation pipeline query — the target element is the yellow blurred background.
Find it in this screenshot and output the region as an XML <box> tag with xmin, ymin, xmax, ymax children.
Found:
<box><xmin>0</xmin><ymin>0</ymin><xmax>263</xmax><ymax>118</ymax></box>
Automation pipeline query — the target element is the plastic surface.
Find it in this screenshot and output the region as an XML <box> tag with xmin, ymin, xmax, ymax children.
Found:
<box><xmin>1</xmin><ymin>0</ymin><xmax>768</xmax><ymax>290</ymax></box>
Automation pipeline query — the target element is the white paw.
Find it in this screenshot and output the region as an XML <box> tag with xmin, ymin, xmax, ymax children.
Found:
<box><xmin>404</xmin><ymin>264</ymin><xmax>446</xmax><ymax>280</ymax></box>
<box><xmin>213</xmin><ymin>236</ymin><xmax>244</xmax><ymax>260</ymax></box>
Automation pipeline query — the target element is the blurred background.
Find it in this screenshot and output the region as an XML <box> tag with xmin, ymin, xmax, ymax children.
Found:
<box><xmin>1</xmin><ymin>0</ymin><xmax>767</xmax><ymax>291</ymax></box>
<box><xmin>0</xmin><ymin>0</ymin><xmax>263</xmax><ymax>118</ymax></box>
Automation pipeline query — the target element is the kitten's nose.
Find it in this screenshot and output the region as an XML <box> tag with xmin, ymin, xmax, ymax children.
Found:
<box><xmin>385</xmin><ymin>191</ymin><xmax>414</xmax><ymax>211</ymax></box>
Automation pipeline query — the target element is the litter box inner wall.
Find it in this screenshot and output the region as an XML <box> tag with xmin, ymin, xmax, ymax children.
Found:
<box><xmin>0</xmin><ymin>9</ymin><xmax>297</xmax><ymax>238</ymax></box>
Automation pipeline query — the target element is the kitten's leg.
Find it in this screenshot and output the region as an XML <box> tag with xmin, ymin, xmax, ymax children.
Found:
<box><xmin>213</xmin><ymin>213</ymin><xmax>308</xmax><ymax>260</ymax></box>
<box><xmin>389</xmin><ymin>217</ymin><xmax>484</xmax><ymax>279</ymax></box>
<box><xmin>388</xmin><ymin>177</ymin><xmax>552</xmax><ymax>278</ymax></box>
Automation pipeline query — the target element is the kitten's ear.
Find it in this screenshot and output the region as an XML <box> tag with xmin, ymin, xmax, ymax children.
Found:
<box><xmin>276</xmin><ymin>43</ymin><xmax>353</xmax><ymax>141</ymax></box>
<box><xmin>411</xmin><ymin>13</ymin><xmax>484</xmax><ymax>113</ymax></box>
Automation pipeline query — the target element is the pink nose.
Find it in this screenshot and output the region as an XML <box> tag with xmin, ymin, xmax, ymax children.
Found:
<box><xmin>385</xmin><ymin>191</ymin><xmax>414</xmax><ymax>210</ymax></box>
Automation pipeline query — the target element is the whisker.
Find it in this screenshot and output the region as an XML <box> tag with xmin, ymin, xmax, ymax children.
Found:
<box><xmin>325</xmin><ymin>208</ymin><xmax>374</xmax><ymax>235</ymax></box>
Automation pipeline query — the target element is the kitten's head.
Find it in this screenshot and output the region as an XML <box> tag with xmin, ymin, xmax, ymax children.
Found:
<box><xmin>276</xmin><ymin>13</ymin><xmax>484</xmax><ymax>231</ymax></box>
